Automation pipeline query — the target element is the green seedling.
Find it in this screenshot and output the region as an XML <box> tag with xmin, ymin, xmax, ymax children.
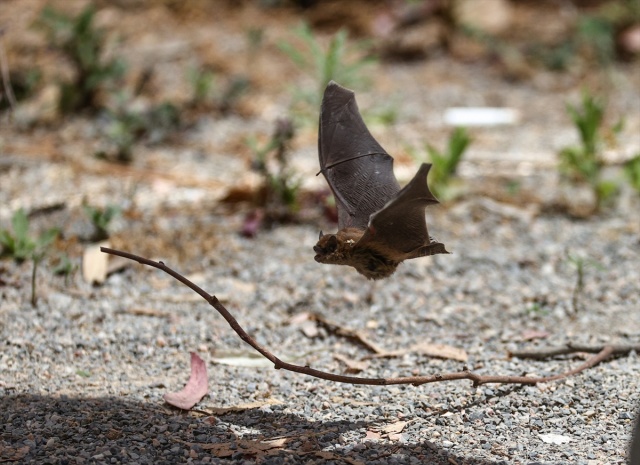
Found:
<box><xmin>52</xmin><ymin>254</ymin><xmax>76</xmax><ymax>285</ymax></box>
<box><xmin>37</xmin><ymin>4</ymin><xmax>125</xmax><ymax>112</ymax></box>
<box><xmin>558</xmin><ymin>91</ymin><xmax>622</xmax><ymax>211</ymax></box>
<box><xmin>99</xmin><ymin>99</ymin><xmax>180</xmax><ymax>163</ymax></box>
<box><xmin>0</xmin><ymin>209</ymin><xmax>58</xmax><ymax>262</ymax></box>
<box><xmin>279</xmin><ymin>23</ymin><xmax>376</xmax><ymax>123</ymax></box>
<box><xmin>525</xmin><ymin>301</ymin><xmax>550</xmax><ymax>318</ymax></box>
<box><xmin>0</xmin><ymin>209</ymin><xmax>59</xmax><ymax>306</ymax></box>
<box><xmin>623</xmin><ymin>154</ymin><xmax>640</xmax><ymax>194</ymax></box>
<box><xmin>218</xmin><ymin>75</ymin><xmax>250</xmax><ymax>114</ymax></box>
<box><xmin>424</xmin><ymin>127</ymin><xmax>471</xmax><ymax>200</ymax></box>
<box><xmin>566</xmin><ymin>251</ymin><xmax>603</xmax><ymax>316</ymax></box>
<box><xmin>188</xmin><ymin>66</ymin><xmax>216</xmax><ymax>105</ymax></box>
<box><xmin>83</xmin><ymin>203</ymin><xmax>121</xmax><ymax>241</ymax></box>
<box><xmin>577</xmin><ymin>15</ymin><xmax>616</xmax><ymax>66</ymax></box>
<box><xmin>247</xmin><ymin>118</ymin><xmax>301</xmax><ymax>225</ymax></box>
<box><xmin>246</xmin><ymin>27</ymin><xmax>264</xmax><ymax>61</ymax></box>
<box><xmin>102</xmin><ymin>108</ymin><xmax>145</xmax><ymax>163</ymax></box>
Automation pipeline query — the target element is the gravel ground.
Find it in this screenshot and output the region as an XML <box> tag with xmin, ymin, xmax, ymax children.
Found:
<box><xmin>1</xmin><ymin>198</ymin><xmax>639</xmax><ymax>464</ymax></box>
<box><xmin>1</xmin><ymin>3</ymin><xmax>640</xmax><ymax>463</ymax></box>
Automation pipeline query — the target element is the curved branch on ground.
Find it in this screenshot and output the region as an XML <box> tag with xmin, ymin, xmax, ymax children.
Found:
<box><xmin>100</xmin><ymin>247</ymin><xmax>620</xmax><ymax>389</ymax></box>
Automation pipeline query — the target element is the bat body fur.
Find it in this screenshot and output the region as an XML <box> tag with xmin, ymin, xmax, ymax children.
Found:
<box><xmin>314</xmin><ymin>81</ymin><xmax>449</xmax><ymax>280</ymax></box>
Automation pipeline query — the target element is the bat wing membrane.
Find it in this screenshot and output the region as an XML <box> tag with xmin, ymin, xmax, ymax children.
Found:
<box><xmin>358</xmin><ymin>163</ymin><xmax>449</xmax><ymax>258</ymax></box>
<box><xmin>319</xmin><ymin>81</ymin><xmax>400</xmax><ymax>230</ymax></box>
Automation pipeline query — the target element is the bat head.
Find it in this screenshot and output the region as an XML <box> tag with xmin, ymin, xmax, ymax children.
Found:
<box><xmin>313</xmin><ymin>228</ymin><xmax>400</xmax><ymax>280</ymax></box>
<box><xmin>313</xmin><ymin>231</ymin><xmax>351</xmax><ymax>265</ymax></box>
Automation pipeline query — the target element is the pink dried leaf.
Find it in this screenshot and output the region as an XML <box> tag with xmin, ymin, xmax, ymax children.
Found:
<box><xmin>164</xmin><ymin>352</ymin><xmax>208</xmax><ymax>410</ymax></box>
<box><xmin>521</xmin><ymin>329</ymin><xmax>550</xmax><ymax>341</ymax></box>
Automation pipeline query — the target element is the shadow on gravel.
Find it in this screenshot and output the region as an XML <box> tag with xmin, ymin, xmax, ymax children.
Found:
<box><xmin>0</xmin><ymin>394</ymin><xmax>503</xmax><ymax>465</ymax></box>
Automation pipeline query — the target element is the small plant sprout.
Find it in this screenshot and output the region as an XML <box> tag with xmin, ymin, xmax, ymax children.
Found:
<box><xmin>279</xmin><ymin>23</ymin><xmax>376</xmax><ymax>123</ymax></box>
<box><xmin>525</xmin><ymin>301</ymin><xmax>550</xmax><ymax>319</ymax></box>
<box><xmin>83</xmin><ymin>203</ymin><xmax>121</xmax><ymax>241</ymax></box>
<box><xmin>0</xmin><ymin>209</ymin><xmax>59</xmax><ymax>306</ymax></box>
<box><xmin>98</xmin><ymin>97</ymin><xmax>180</xmax><ymax>163</ymax></box>
<box><xmin>0</xmin><ymin>209</ymin><xmax>59</xmax><ymax>262</ymax></box>
<box><xmin>246</xmin><ymin>27</ymin><xmax>264</xmax><ymax>61</ymax></box>
<box><xmin>188</xmin><ymin>66</ymin><xmax>216</xmax><ymax>106</ymax></box>
<box><xmin>624</xmin><ymin>154</ymin><xmax>640</xmax><ymax>194</ymax></box>
<box><xmin>566</xmin><ymin>250</ymin><xmax>604</xmax><ymax>316</ymax></box>
<box><xmin>52</xmin><ymin>254</ymin><xmax>76</xmax><ymax>285</ymax></box>
<box><xmin>38</xmin><ymin>4</ymin><xmax>125</xmax><ymax>112</ymax></box>
<box><xmin>425</xmin><ymin>127</ymin><xmax>471</xmax><ymax>200</ymax></box>
<box><xmin>558</xmin><ymin>91</ymin><xmax>622</xmax><ymax>211</ymax></box>
<box><xmin>245</xmin><ymin>118</ymin><xmax>300</xmax><ymax>232</ymax></box>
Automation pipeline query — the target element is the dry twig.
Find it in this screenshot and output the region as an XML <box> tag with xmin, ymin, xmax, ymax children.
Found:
<box><xmin>101</xmin><ymin>247</ymin><xmax>621</xmax><ymax>388</ymax></box>
<box><xmin>510</xmin><ymin>343</ymin><xmax>640</xmax><ymax>360</ymax></box>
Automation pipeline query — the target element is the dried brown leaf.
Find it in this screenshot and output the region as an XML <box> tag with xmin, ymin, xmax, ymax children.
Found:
<box><xmin>521</xmin><ymin>329</ymin><xmax>550</xmax><ymax>341</ymax></box>
<box><xmin>300</xmin><ymin>320</ymin><xmax>320</xmax><ymax>338</ymax></box>
<box><xmin>120</xmin><ymin>307</ymin><xmax>170</xmax><ymax>318</ymax></box>
<box><xmin>380</xmin><ymin>420</ymin><xmax>409</xmax><ymax>434</ymax></box>
<box><xmin>312</xmin><ymin>451</ymin><xmax>365</xmax><ymax>465</ymax></box>
<box><xmin>310</xmin><ymin>313</ymin><xmax>385</xmax><ymax>354</ymax></box>
<box><xmin>365</xmin><ymin>430</ymin><xmax>381</xmax><ymax>440</ymax></box>
<box><xmin>412</xmin><ymin>342</ymin><xmax>468</xmax><ymax>362</ymax></box>
<box><xmin>193</xmin><ymin>438</ymin><xmax>288</xmax><ymax>457</ymax></box>
<box><xmin>333</xmin><ymin>353</ymin><xmax>369</xmax><ymax>374</ymax></box>
<box><xmin>367</xmin><ymin>342</ymin><xmax>468</xmax><ymax>362</ymax></box>
<box><xmin>0</xmin><ymin>445</ymin><xmax>30</xmax><ymax>462</ymax></box>
<box><xmin>200</xmin><ymin>398</ymin><xmax>284</xmax><ymax>415</ymax></box>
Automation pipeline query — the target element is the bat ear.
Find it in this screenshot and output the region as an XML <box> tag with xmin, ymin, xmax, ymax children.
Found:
<box><xmin>318</xmin><ymin>230</ymin><xmax>323</xmax><ymax>240</ymax></box>
<box><xmin>326</xmin><ymin>235</ymin><xmax>338</xmax><ymax>252</ymax></box>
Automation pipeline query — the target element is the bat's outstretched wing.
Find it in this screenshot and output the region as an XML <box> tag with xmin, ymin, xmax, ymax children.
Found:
<box><xmin>358</xmin><ymin>163</ymin><xmax>449</xmax><ymax>259</ymax></box>
<box><xmin>318</xmin><ymin>81</ymin><xmax>400</xmax><ymax>230</ymax></box>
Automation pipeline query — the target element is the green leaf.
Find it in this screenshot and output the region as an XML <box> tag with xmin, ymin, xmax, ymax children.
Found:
<box><xmin>11</xmin><ymin>209</ymin><xmax>29</xmax><ymax>241</ymax></box>
<box><xmin>36</xmin><ymin>228</ymin><xmax>59</xmax><ymax>250</ymax></box>
<box><xmin>623</xmin><ymin>154</ymin><xmax>640</xmax><ymax>193</ymax></box>
<box><xmin>0</xmin><ymin>229</ymin><xmax>15</xmax><ymax>251</ymax></box>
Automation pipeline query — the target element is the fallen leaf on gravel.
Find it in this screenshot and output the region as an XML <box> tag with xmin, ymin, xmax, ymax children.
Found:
<box><xmin>120</xmin><ymin>307</ymin><xmax>171</xmax><ymax>318</ymax></box>
<box><xmin>300</xmin><ymin>320</ymin><xmax>320</xmax><ymax>338</ymax></box>
<box><xmin>306</xmin><ymin>313</ymin><xmax>385</xmax><ymax>354</ymax></box>
<box><xmin>367</xmin><ymin>342</ymin><xmax>468</xmax><ymax>362</ymax></box>
<box><xmin>311</xmin><ymin>451</ymin><xmax>365</xmax><ymax>465</ymax></box>
<box><xmin>289</xmin><ymin>312</ymin><xmax>321</xmax><ymax>338</ymax></box>
<box><xmin>539</xmin><ymin>433</ymin><xmax>573</xmax><ymax>444</ymax></box>
<box><xmin>211</xmin><ymin>350</ymin><xmax>277</xmax><ymax>368</ymax></box>
<box><xmin>191</xmin><ymin>438</ymin><xmax>288</xmax><ymax>457</ymax></box>
<box><xmin>381</xmin><ymin>420</ymin><xmax>409</xmax><ymax>434</ymax></box>
<box><xmin>365</xmin><ymin>430</ymin><xmax>381</xmax><ymax>440</ymax></box>
<box><xmin>413</xmin><ymin>342</ymin><xmax>468</xmax><ymax>362</ymax></box>
<box><xmin>333</xmin><ymin>354</ymin><xmax>369</xmax><ymax>373</ymax></box>
<box><xmin>164</xmin><ymin>352</ymin><xmax>208</xmax><ymax>410</ymax></box>
<box><xmin>200</xmin><ymin>398</ymin><xmax>284</xmax><ymax>415</ymax></box>
<box><xmin>0</xmin><ymin>444</ymin><xmax>29</xmax><ymax>462</ymax></box>
<box><xmin>521</xmin><ymin>329</ymin><xmax>550</xmax><ymax>341</ymax></box>
<box><xmin>83</xmin><ymin>241</ymin><xmax>109</xmax><ymax>284</ymax></box>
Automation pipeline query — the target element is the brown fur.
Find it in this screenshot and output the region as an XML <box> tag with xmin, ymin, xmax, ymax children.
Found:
<box><xmin>314</xmin><ymin>228</ymin><xmax>401</xmax><ymax>280</ymax></box>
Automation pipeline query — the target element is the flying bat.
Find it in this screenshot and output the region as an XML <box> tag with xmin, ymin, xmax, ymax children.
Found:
<box><xmin>313</xmin><ymin>81</ymin><xmax>449</xmax><ymax>280</ymax></box>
